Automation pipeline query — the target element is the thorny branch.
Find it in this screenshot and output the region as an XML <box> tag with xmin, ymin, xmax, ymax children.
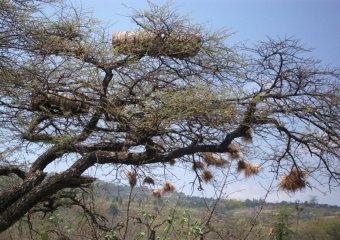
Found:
<box><xmin>0</xmin><ymin>0</ymin><xmax>339</xmax><ymax>235</ymax></box>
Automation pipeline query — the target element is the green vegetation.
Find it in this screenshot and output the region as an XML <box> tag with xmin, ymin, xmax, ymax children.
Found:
<box><xmin>269</xmin><ymin>208</ymin><xmax>294</xmax><ymax>240</ymax></box>
<box><xmin>1</xmin><ymin>0</ymin><xmax>339</xmax><ymax>238</ymax></box>
<box><xmin>2</xmin><ymin>181</ymin><xmax>339</xmax><ymax>239</ymax></box>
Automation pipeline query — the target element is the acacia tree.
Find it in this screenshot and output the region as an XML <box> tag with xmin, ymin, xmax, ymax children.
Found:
<box><xmin>0</xmin><ymin>0</ymin><xmax>339</xmax><ymax>233</ymax></box>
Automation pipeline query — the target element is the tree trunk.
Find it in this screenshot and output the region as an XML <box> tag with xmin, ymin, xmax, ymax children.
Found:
<box><xmin>0</xmin><ymin>172</ymin><xmax>94</xmax><ymax>232</ymax></box>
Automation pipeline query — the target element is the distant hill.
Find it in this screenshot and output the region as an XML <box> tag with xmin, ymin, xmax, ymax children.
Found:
<box><xmin>94</xmin><ymin>180</ymin><xmax>340</xmax><ymax>212</ymax></box>
<box><xmin>2</xmin><ymin>179</ymin><xmax>339</xmax><ymax>240</ymax></box>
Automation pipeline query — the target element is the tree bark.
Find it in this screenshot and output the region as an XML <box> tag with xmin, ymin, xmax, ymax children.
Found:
<box><xmin>0</xmin><ymin>172</ymin><xmax>94</xmax><ymax>232</ymax></box>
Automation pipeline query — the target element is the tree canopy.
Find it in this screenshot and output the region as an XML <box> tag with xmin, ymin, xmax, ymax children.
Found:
<box><xmin>0</xmin><ymin>0</ymin><xmax>339</xmax><ymax>233</ymax></box>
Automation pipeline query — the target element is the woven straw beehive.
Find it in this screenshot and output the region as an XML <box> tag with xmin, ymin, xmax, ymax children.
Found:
<box><xmin>112</xmin><ymin>31</ymin><xmax>201</xmax><ymax>59</ymax></box>
<box><xmin>31</xmin><ymin>92</ymin><xmax>90</xmax><ymax>114</ymax></box>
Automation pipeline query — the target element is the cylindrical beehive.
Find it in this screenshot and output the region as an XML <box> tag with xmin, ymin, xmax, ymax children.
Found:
<box><xmin>112</xmin><ymin>31</ymin><xmax>201</xmax><ymax>59</ymax></box>
<box><xmin>31</xmin><ymin>92</ymin><xmax>91</xmax><ymax>114</ymax></box>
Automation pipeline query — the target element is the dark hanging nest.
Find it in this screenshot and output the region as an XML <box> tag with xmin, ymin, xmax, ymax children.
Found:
<box><xmin>152</xmin><ymin>189</ymin><xmax>162</xmax><ymax>199</ymax></box>
<box><xmin>241</xmin><ymin>128</ymin><xmax>253</xmax><ymax>144</ymax></box>
<box><xmin>202</xmin><ymin>153</ymin><xmax>216</xmax><ymax>166</ymax></box>
<box><xmin>244</xmin><ymin>164</ymin><xmax>260</xmax><ymax>177</ymax></box>
<box><xmin>237</xmin><ymin>160</ymin><xmax>247</xmax><ymax>172</ymax></box>
<box><xmin>201</xmin><ymin>169</ymin><xmax>213</xmax><ymax>182</ymax></box>
<box><xmin>169</xmin><ymin>159</ymin><xmax>176</xmax><ymax>166</ymax></box>
<box><xmin>31</xmin><ymin>92</ymin><xmax>91</xmax><ymax>114</ymax></box>
<box><xmin>280</xmin><ymin>168</ymin><xmax>307</xmax><ymax>192</ymax></box>
<box><xmin>143</xmin><ymin>176</ymin><xmax>155</xmax><ymax>185</ymax></box>
<box><xmin>112</xmin><ymin>31</ymin><xmax>202</xmax><ymax>59</ymax></box>
<box><xmin>192</xmin><ymin>161</ymin><xmax>205</xmax><ymax>170</ymax></box>
<box><xmin>227</xmin><ymin>143</ymin><xmax>242</xmax><ymax>159</ymax></box>
<box><xmin>237</xmin><ymin>160</ymin><xmax>260</xmax><ymax>177</ymax></box>
<box><xmin>162</xmin><ymin>182</ymin><xmax>175</xmax><ymax>192</ymax></box>
<box><xmin>214</xmin><ymin>158</ymin><xmax>229</xmax><ymax>167</ymax></box>
<box><xmin>202</xmin><ymin>153</ymin><xmax>229</xmax><ymax>167</ymax></box>
<box><xmin>127</xmin><ymin>171</ymin><xmax>137</xmax><ymax>188</ymax></box>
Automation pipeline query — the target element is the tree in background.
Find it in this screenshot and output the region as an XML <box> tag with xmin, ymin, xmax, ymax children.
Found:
<box><xmin>0</xmin><ymin>0</ymin><xmax>339</xmax><ymax>235</ymax></box>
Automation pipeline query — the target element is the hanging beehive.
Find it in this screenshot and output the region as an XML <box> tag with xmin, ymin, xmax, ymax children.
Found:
<box><xmin>112</xmin><ymin>31</ymin><xmax>201</xmax><ymax>59</ymax></box>
<box><xmin>31</xmin><ymin>92</ymin><xmax>91</xmax><ymax>114</ymax></box>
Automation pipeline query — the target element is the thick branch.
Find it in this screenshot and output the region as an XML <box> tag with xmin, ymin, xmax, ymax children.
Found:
<box><xmin>75</xmin><ymin>141</ymin><xmax>136</xmax><ymax>153</ymax></box>
<box><xmin>0</xmin><ymin>166</ymin><xmax>26</xmax><ymax>179</ymax></box>
<box><xmin>0</xmin><ymin>173</ymin><xmax>95</xmax><ymax>232</ymax></box>
<box><xmin>219</xmin><ymin>101</ymin><xmax>256</xmax><ymax>148</ymax></box>
<box><xmin>29</xmin><ymin>145</ymin><xmax>72</xmax><ymax>173</ymax></box>
<box><xmin>69</xmin><ymin>143</ymin><xmax>240</xmax><ymax>176</ymax></box>
<box><xmin>28</xmin><ymin>70</ymin><xmax>114</xmax><ymax>173</ymax></box>
<box><xmin>0</xmin><ymin>171</ymin><xmax>46</xmax><ymax>215</ymax></box>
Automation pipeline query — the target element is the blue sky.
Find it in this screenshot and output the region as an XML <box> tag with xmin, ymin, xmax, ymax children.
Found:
<box><xmin>71</xmin><ymin>0</ymin><xmax>340</xmax><ymax>205</ymax></box>
<box><xmin>81</xmin><ymin>0</ymin><xmax>340</xmax><ymax>67</ymax></box>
